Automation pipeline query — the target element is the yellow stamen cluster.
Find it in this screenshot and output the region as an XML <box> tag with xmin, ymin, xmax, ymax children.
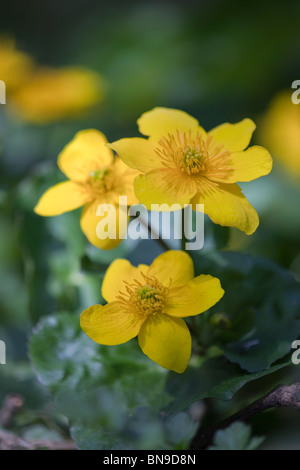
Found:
<box><xmin>83</xmin><ymin>164</ymin><xmax>115</xmax><ymax>198</ymax></box>
<box><xmin>117</xmin><ymin>273</ymin><xmax>170</xmax><ymax>317</ymax></box>
<box><xmin>155</xmin><ymin>130</ymin><xmax>233</xmax><ymax>180</ymax></box>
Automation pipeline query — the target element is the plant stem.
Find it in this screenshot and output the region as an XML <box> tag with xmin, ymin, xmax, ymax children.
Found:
<box><xmin>189</xmin><ymin>383</ymin><xmax>300</xmax><ymax>450</ymax></box>
<box><xmin>181</xmin><ymin>208</ymin><xmax>186</xmax><ymax>251</ymax></box>
<box><xmin>139</xmin><ymin>217</ymin><xmax>169</xmax><ymax>251</ymax></box>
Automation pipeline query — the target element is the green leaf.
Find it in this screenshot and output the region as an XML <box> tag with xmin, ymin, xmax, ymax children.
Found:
<box><xmin>191</xmin><ymin>251</ymin><xmax>300</xmax><ymax>372</ymax></box>
<box><xmin>29</xmin><ymin>312</ymin><xmax>184</xmax><ymax>449</ymax></box>
<box><xmin>165</xmin><ymin>357</ymin><xmax>290</xmax><ymax>414</ymax></box>
<box><xmin>21</xmin><ymin>425</ymin><xmax>63</xmax><ymax>443</ymax></box>
<box><xmin>29</xmin><ymin>313</ymin><xmax>169</xmax><ymax>411</ymax></box>
<box><xmin>71</xmin><ymin>408</ymin><xmax>197</xmax><ymax>450</ymax></box>
<box><xmin>70</xmin><ymin>425</ymin><xmax>128</xmax><ymax>450</ymax></box>
<box><xmin>208</xmin><ymin>422</ymin><xmax>265</xmax><ymax>450</ymax></box>
<box><xmin>80</xmin><ymin>254</ymin><xmax>109</xmax><ymax>274</ymax></box>
<box><xmin>205</xmin><ymin>220</ymin><xmax>231</xmax><ymax>250</ymax></box>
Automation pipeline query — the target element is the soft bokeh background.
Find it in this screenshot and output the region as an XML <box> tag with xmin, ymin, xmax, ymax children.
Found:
<box><xmin>1</xmin><ymin>0</ymin><xmax>300</xmax><ymax>449</ymax></box>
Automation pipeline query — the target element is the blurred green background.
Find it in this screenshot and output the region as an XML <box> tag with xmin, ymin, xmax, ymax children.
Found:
<box><xmin>1</xmin><ymin>0</ymin><xmax>300</xmax><ymax>450</ymax></box>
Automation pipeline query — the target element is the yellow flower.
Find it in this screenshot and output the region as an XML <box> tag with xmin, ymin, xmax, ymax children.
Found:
<box><xmin>34</xmin><ymin>130</ymin><xmax>139</xmax><ymax>249</ymax></box>
<box><xmin>80</xmin><ymin>250</ymin><xmax>224</xmax><ymax>373</ymax></box>
<box><xmin>11</xmin><ymin>67</ymin><xmax>105</xmax><ymax>123</ymax></box>
<box><xmin>109</xmin><ymin>107</ymin><xmax>273</xmax><ymax>235</ymax></box>
<box><xmin>0</xmin><ymin>38</ymin><xmax>33</xmax><ymax>91</ymax></box>
<box><xmin>259</xmin><ymin>91</ymin><xmax>300</xmax><ymax>176</ymax></box>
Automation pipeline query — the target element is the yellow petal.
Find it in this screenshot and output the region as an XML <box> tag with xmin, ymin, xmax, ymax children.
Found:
<box><xmin>81</xmin><ymin>302</ymin><xmax>145</xmax><ymax>345</ymax></box>
<box><xmin>259</xmin><ymin>91</ymin><xmax>300</xmax><ymax>175</ymax></box>
<box><xmin>134</xmin><ymin>170</ymin><xmax>196</xmax><ymax>210</ymax></box>
<box><xmin>34</xmin><ymin>181</ymin><xmax>88</xmax><ymax>216</ymax></box>
<box><xmin>80</xmin><ymin>199</ymin><xmax>128</xmax><ymax>250</ymax></box>
<box><xmin>138</xmin><ymin>314</ymin><xmax>191</xmax><ymax>373</ymax></box>
<box><xmin>209</xmin><ymin>146</ymin><xmax>273</xmax><ymax>184</ymax></box>
<box><xmin>58</xmin><ymin>129</ymin><xmax>113</xmax><ymax>182</ymax></box>
<box><xmin>209</xmin><ymin>118</ymin><xmax>256</xmax><ymax>152</ymax></box>
<box><xmin>0</xmin><ymin>39</ymin><xmax>34</xmax><ymax>91</ymax></box>
<box><xmin>102</xmin><ymin>259</ymin><xmax>149</xmax><ymax>302</ymax></box>
<box><xmin>137</xmin><ymin>107</ymin><xmax>200</xmax><ymax>139</ymax></box>
<box><xmin>164</xmin><ymin>275</ymin><xmax>224</xmax><ymax>318</ymax></box>
<box><xmin>192</xmin><ymin>182</ymin><xmax>259</xmax><ymax>235</ymax></box>
<box><xmin>148</xmin><ymin>250</ymin><xmax>194</xmax><ymax>287</ymax></box>
<box><xmin>11</xmin><ymin>67</ymin><xmax>105</xmax><ymax>124</ymax></box>
<box><xmin>111</xmin><ymin>157</ymin><xmax>141</xmax><ymax>206</ymax></box>
<box><xmin>108</xmin><ymin>138</ymin><xmax>161</xmax><ymax>173</ymax></box>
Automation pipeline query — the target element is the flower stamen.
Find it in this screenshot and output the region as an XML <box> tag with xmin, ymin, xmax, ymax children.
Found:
<box><xmin>155</xmin><ymin>130</ymin><xmax>233</xmax><ymax>181</ymax></box>
<box><xmin>117</xmin><ymin>273</ymin><xmax>169</xmax><ymax>317</ymax></box>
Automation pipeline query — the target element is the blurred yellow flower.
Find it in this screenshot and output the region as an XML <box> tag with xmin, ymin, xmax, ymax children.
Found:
<box><xmin>109</xmin><ymin>107</ymin><xmax>273</xmax><ymax>235</ymax></box>
<box><xmin>0</xmin><ymin>38</ymin><xmax>33</xmax><ymax>91</ymax></box>
<box><xmin>259</xmin><ymin>91</ymin><xmax>300</xmax><ymax>176</ymax></box>
<box><xmin>11</xmin><ymin>67</ymin><xmax>105</xmax><ymax>123</ymax></box>
<box><xmin>34</xmin><ymin>130</ymin><xmax>139</xmax><ymax>249</ymax></box>
<box><xmin>81</xmin><ymin>250</ymin><xmax>224</xmax><ymax>373</ymax></box>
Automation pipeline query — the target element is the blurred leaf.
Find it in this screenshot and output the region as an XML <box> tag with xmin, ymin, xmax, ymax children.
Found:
<box><xmin>70</xmin><ymin>425</ymin><xmax>127</xmax><ymax>450</ymax></box>
<box><xmin>0</xmin><ymin>363</ymin><xmax>50</xmax><ymax>409</ymax></box>
<box><xmin>21</xmin><ymin>425</ymin><xmax>63</xmax><ymax>442</ymax></box>
<box><xmin>205</xmin><ymin>221</ymin><xmax>231</xmax><ymax>251</ymax></box>
<box><xmin>70</xmin><ymin>408</ymin><xmax>197</xmax><ymax>450</ymax></box>
<box><xmin>80</xmin><ymin>254</ymin><xmax>109</xmax><ymax>274</ymax></box>
<box><xmin>208</xmin><ymin>422</ymin><xmax>265</xmax><ymax>450</ymax></box>
<box><xmin>163</xmin><ymin>412</ymin><xmax>197</xmax><ymax>449</ymax></box>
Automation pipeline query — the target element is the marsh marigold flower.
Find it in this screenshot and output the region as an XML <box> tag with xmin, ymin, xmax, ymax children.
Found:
<box><xmin>109</xmin><ymin>107</ymin><xmax>273</xmax><ymax>235</ymax></box>
<box><xmin>259</xmin><ymin>91</ymin><xmax>300</xmax><ymax>177</ymax></box>
<box><xmin>80</xmin><ymin>250</ymin><xmax>224</xmax><ymax>373</ymax></box>
<box><xmin>34</xmin><ymin>130</ymin><xmax>139</xmax><ymax>249</ymax></box>
<box><xmin>0</xmin><ymin>38</ymin><xmax>33</xmax><ymax>91</ymax></box>
<box><xmin>11</xmin><ymin>67</ymin><xmax>105</xmax><ymax>123</ymax></box>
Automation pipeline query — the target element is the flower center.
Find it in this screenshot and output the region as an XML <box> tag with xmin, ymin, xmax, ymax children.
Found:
<box><xmin>85</xmin><ymin>165</ymin><xmax>114</xmax><ymax>196</ymax></box>
<box><xmin>155</xmin><ymin>130</ymin><xmax>233</xmax><ymax>180</ymax></box>
<box><xmin>90</xmin><ymin>166</ymin><xmax>110</xmax><ymax>181</ymax></box>
<box><xmin>117</xmin><ymin>274</ymin><xmax>169</xmax><ymax>317</ymax></box>
<box><xmin>183</xmin><ymin>146</ymin><xmax>207</xmax><ymax>175</ymax></box>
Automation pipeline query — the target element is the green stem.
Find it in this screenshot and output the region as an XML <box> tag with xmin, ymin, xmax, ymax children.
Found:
<box><xmin>181</xmin><ymin>208</ymin><xmax>187</xmax><ymax>251</ymax></box>
<box><xmin>139</xmin><ymin>217</ymin><xmax>169</xmax><ymax>251</ymax></box>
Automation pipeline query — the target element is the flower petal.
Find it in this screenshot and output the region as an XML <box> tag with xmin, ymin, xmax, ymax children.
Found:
<box><xmin>34</xmin><ymin>181</ymin><xmax>88</xmax><ymax>216</ymax></box>
<box><xmin>102</xmin><ymin>259</ymin><xmax>149</xmax><ymax>303</ymax></box>
<box><xmin>138</xmin><ymin>314</ymin><xmax>191</xmax><ymax>373</ymax></box>
<box><xmin>209</xmin><ymin>118</ymin><xmax>256</xmax><ymax>152</ymax></box>
<box><xmin>80</xmin><ymin>198</ymin><xmax>128</xmax><ymax>250</ymax></box>
<box><xmin>81</xmin><ymin>302</ymin><xmax>144</xmax><ymax>345</ymax></box>
<box><xmin>134</xmin><ymin>170</ymin><xmax>196</xmax><ymax>210</ymax></box>
<box><xmin>137</xmin><ymin>107</ymin><xmax>201</xmax><ymax>139</ymax></box>
<box><xmin>111</xmin><ymin>157</ymin><xmax>140</xmax><ymax>206</ymax></box>
<box><xmin>58</xmin><ymin>129</ymin><xmax>113</xmax><ymax>182</ymax></box>
<box><xmin>148</xmin><ymin>250</ymin><xmax>194</xmax><ymax>287</ymax></box>
<box><xmin>11</xmin><ymin>67</ymin><xmax>104</xmax><ymax>123</ymax></box>
<box><xmin>164</xmin><ymin>275</ymin><xmax>224</xmax><ymax>318</ymax></box>
<box><xmin>192</xmin><ymin>182</ymin><xmax>259</xmax><ymax>235</ymax></box>
<box><xmin>259</xmin><ymin>91</ymin><xmax>300</xmax><ymax>174</ymax></box>
<box><xmin>108</xmin><ymin>138</ymin><xmax>161</xmax><ymax>173</ymax></box>
<box><xmin>224</xmin><ymin>146</ymin><xmax>272</xmax><ymax>183</ymax></box>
